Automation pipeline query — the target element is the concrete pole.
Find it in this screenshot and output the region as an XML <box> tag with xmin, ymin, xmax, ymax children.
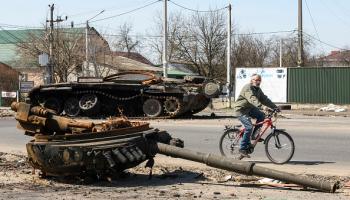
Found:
<box><xmin>49</xmin><ymin>4</ymin><xmax>54</xmax><ymax>83</ymax></box>
<box><xmin>280</xmin><ymin>38</ymin><xmax>283</xmax><ymax>67</ymax></box>
<box><xmin>85</xmin><ymin>21</ymin><xmax>89</xmax><ymax>77</ymax></box>
<box><xmin>163</xmin><ymin>0</ymin><xmax>168</xmax><ymax>78</ymax></box>
<box><xmin>17</xmin><ymin>74</ymin><xmax>20</xmax><ymax>102</ymax></box>
<box><xmin>227</xmin><ymin>4</ymin><xmax>232</xmax><ymax>108</ymax></box>
<box><xmin>297</xmin><ymin>0</ymin><xmax>303</xmax><ymax>67</ymax></box>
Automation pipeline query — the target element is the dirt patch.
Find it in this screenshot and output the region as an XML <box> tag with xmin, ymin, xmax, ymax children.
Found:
<box><xmin>0</xmin><ymin>152</ymin><xmax>349</xmax><ymax>199</ymax></box>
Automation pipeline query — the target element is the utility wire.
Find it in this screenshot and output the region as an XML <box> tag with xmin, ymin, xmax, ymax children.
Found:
<box><xmin>87</xmin><ymin>0</ymin><xmax>161</xmax><ymax>23</ymax></box>
<box><xmin>0</xmin><ymin>23</ymin><xmax>41</xmax><ymax>29</ymax></box>
<box><xmin>303</xmin><ymin>31</ymin><xmax>349</xmax><ymax>51</ymax></box>
<box><xmin>333</xmin><ymin>0</ymin><xmax>350</xmax><ymax>18</ymax></box>
<box><xmin>319</xmin><ymin>0</ymin><xmax>350</xmax><ymax>29</ymax></box>
<box><xmin>169</xmin><ymin>0</ymin><xmax>228</xmax><ymax>12</ymax></box>
<box><xmin>304</xmin><ymin>0</ymin><xmax>324</xmax><ymax>52</ymax></box>
<box><xmin>234</xmin><ymin>30</ymin><xmax>296</xmax><ymax>36</ymax></box>
<box><xmin>56</xmin><ymin>29</ymin><xmax>297</xmax><ymax>38</ymax></box>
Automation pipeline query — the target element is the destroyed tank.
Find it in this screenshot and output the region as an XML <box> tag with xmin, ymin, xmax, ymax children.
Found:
<box><xmin>28</xmin><ymin>71</ymin><xmax>221</xmax><ymax>118</ymax></box>
<box><xmin>11</xmin><ymin>102</ymin><xmax>339</xmax><ymax>192</ymax></box>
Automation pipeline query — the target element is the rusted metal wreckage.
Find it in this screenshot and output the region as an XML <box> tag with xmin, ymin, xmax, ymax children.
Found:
<box><xmin>28</xmin><ymin>71</ymin><xmax>222</xmax><ymax>118</ymax></box>
<box><xmin>12</xmin><ymin>102</ymin><xmax>339</xmax><ymax>192</ymax></box>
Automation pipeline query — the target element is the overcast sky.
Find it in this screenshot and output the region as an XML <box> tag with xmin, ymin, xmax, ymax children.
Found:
<box><xmin>1</xmin><ymin>0</ymin><xmax>350</xmax><ymax>55</ymax></box>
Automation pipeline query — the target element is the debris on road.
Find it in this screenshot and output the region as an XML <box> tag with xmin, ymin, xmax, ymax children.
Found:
<box><xmin>0</xmin><ymin>151</ymin><xmax>350</xmax><ymax>199</ymax></box>
<box><xmin>258</xmin><ymin>177</ymin><xmax>283</xmax><ymax>184</ymax></box>
<box><xmin>0</xmin><ymin>107</ymin><xmax>15</xmax><ymax>117</ymax></box>
<box><xmin>318</xmin><ymin>104</ymin><xmax>347</xmax><ymax>112</ymax></box>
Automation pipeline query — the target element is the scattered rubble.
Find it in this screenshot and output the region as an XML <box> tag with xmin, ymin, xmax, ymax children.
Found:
<box><xmin>318</xmin><ymin>104</ymin><xmax>347</xmax><ymax>112</ymax></box>
<box><xmin>0</xmin><ymin>107</ymin><xmax>15</xmax><ymax>117</ymax></box>
<box><xmin>0</xmin><ymin>151</ymin><xmax>349</xmax><ymax>199</ymax></box>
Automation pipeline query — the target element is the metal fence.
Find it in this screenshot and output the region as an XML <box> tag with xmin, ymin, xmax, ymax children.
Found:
<box><xmin>287</xmin><ymin>67</ymin><xmax>350</xmax><ymax>104</ymax></box>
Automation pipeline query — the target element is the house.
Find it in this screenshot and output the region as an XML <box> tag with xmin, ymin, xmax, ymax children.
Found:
<box><xmin>0</xmin><ymin>62</ymin><xmax>19</xmax><ymax>106</ymax></box>
<box><xmin>318</xmin><ymin>50</ymin><xmax>350</xmax><ymax>67</ymax></box>
<box><xmin>0</xmin><ymin>27</ymin><xmax>110</xmax><ymax>83</ymax></box>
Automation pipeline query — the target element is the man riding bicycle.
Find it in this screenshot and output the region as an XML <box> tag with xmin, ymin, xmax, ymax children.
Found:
<box><xmin>233</xmin><ymin>74</ymin><xmax>279</xmax><ymax>157</ymax></box>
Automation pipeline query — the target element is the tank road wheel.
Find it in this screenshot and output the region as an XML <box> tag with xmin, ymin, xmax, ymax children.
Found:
<box><xmin>43</xmin><ymin>97</ymin><xmax>62</xmax><ymax>114</ymax></box>
<box><xmin>142</xmin><ymin>98</ymin><xmax>163</xmax><ymax>117</ymax></box>
<box><xmin>79</xmin><ymin>94</ymin><xmax>100</xmax><ymax>115</ymax></box>
<box><xmin>164</xmin><ymin>97</ymin><xmax>181</xmax><ymax>116</ymax></box>
<box><xmin>64</xmin><ymin>97</ymin><xmax>80</xmax><ymax>117</ymax></box>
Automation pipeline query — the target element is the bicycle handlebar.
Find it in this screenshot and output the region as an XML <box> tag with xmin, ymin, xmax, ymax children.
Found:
<box><xmin>266</xmin><ymin>108</ymin><xmax>280</xmax><ymax>118</ymax></box>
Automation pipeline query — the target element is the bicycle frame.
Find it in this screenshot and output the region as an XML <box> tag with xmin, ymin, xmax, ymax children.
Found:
<box><xmin>236</xmin><ymin>116</ymin><xmax>275</xmax><ymax>147</ymax></box>
<box><xmin>221</xmin><ymin>110</ymin><xmax>294</xmax><ymax>164</ymax></box>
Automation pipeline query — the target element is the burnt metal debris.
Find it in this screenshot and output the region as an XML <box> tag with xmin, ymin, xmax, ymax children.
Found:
<box><xmin>27</xmin><ymin>71</ymin><xmax>221</xmax><ymax>118</ymax></box>
<box><xmin>12</xmin><ymin>102</ymin><xmax>339</xmax><ymax>192</ymax></box>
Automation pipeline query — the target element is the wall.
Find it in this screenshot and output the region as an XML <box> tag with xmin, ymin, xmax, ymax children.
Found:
<box><xmin>287</xmin><ymin>67</ymin><xmax>350</xmax><ymax>104</ymax></box>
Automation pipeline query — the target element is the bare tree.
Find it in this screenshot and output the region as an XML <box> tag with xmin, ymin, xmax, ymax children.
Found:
<box><xmin>150</xmin><ymin>11</ymin><xmax>227</xmax><ymax>79</ymax></box>
<box><xmin>16</xmin><ymin>28</ymin><xmax>85</xmax><ymax>82</ymax></box>
<box><xmin>16</xmin><ymin>27</ymin><xmax>111</xmax><ymax>82</ymax></box>
<box><xmin>114</xmin><ymin>22</ymin><xmax>140</xmax><ymax>53</ymax></box>
<box><xmin>176</xmin><ymin>11</ymin><xmax>227</xmax><ymax>78</ymax></box>
<box><xmin>148</xmin><ymin>12</ymin><xmax>185</xmax><ymax>64</ymax></box>
<box><xmin>268</xmin><ymin>35</ymin><xmax>314</xmax><ymax>67</ymax></box>
<box><xmin>231</xmin><ymin>34</ymin><xmax>271</xmax><ymax>68</ymax></box>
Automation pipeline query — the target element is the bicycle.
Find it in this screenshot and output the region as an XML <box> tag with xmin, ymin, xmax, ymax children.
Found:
<box><xmin>219</xmin><ymin>109</ymin><xmax>295</xmax><ymax>164</ymax></box>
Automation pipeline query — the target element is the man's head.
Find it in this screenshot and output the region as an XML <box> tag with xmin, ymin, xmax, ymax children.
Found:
<box><xmin>250</xmin><ymin>74</ymin><xmax>262</xmax><ymax>87</ymax></box>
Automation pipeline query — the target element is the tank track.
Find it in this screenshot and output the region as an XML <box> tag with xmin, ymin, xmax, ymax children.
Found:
<box><xmin>67</xmin><ymin>90</ymin><xmax>186</xmax><ymax>119</ymax></box>
<box><xmin>37</xmin><ymin>88</ymin><xmax>209</xmax><ymax>119</ymax></box>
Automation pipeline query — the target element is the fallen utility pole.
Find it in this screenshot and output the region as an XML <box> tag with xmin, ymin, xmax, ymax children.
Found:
<box><xmin>156</xmin><ymin>143</ymin><xmax>339</xmax><ymax>193</ymax></box>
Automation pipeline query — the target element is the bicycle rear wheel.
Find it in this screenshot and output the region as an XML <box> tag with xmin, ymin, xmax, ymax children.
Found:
<box><xmin>264</xmin><ymin>130</ymin><xmax>295</xmax><ymax>164</ymax></box>
<box><xmin>219</xmin><ymin>129</ymin><xmax>242</xmax><ymax>159</ymax></box>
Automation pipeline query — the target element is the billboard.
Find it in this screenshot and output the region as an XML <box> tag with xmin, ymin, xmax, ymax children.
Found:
<box><xmin>235</xmin><ymin>68</ymin><xmax>287</xmax><ymax>103</ymax></box>
<box><xmin>20</xmin><ymin>81</ymin><xmax>34</xmax><ymax>93</ymax></box>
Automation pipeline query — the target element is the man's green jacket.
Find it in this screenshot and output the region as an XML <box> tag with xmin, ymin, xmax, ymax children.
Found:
<box><xmin>233</xmin><ymin>83</ymin><xmax>277</xmax><ymax>116</ymax></box>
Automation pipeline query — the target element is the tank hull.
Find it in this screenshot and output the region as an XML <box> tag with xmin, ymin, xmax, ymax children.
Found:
<box><xmin>28</xmin><ymin>72</ymin><xmax>221</xmax><ymax>118</ymax></box>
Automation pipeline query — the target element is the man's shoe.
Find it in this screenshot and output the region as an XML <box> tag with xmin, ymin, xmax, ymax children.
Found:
<box><xmin>239</xmin><ymin>149</ymin><xmax>251</xmax><ymax>158</ymax></box>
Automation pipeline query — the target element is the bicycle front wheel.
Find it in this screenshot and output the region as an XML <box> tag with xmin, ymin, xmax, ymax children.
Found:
<box><xmin>265</xmin><ymin>130</ymin><xmax>295</xmax><ymax>164</ymax></box>
<box><xmin>219</xmin><ymin>129</ymin><xmax>242</xmax><ymax>159</ymax></box>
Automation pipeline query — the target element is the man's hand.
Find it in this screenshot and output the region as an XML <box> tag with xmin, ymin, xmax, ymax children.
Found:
<box><xmin>274</xmin><ymin>107</ymin><xmax>281</xmax><ymax>113</ymax></box>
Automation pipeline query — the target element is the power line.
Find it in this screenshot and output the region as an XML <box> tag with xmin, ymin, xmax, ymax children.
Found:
<box><xmin>234</xmin><ymin>30</ymin><xmax>296</xmax><ymax>36</ymax></box>
<box><xmin>169</xmin><ymin>0</ymin><xmax>228</xmax><ymax>13</ymax></box>
<box><xmin>304</xmin><ymin>0</ymin><xmax>324</xmax><ymax>52</ymax></box>
<box><xmin>88</xmin><ymin>0</ymin><xmax>161</xmax><ymax>23</ymax></box>
<box><xmin>0</xmin><ymin>23</ymin><xmax>42</xmax><ymax>29</ymax></box>
<box><xmin>303</xmin><ymin>31</ymin><xmax>349</xmax><ymax>51</ymax></box>
<box><xmin>58</xmin><ymin>28</ymin><xmax>296</xmax><ymax>38</ymax></box>
<box><xmin>319</xmin><ymin>0</ymin><xmax>350</xmax><ymax>29</ymax></box>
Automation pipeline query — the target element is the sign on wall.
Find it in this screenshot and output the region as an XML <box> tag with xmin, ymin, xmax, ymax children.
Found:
<box><xmin>20</xmin><ymin>81</ymin><xmax>34</xmax><ymax>93</ymax></box>
<box><xmin>235</xmin><ymin>68</ymin><xmax>287</xmax><ymax>103</ymax></box>
<box><xmin>1</xmin><ymin>91</ymin><xmax>17</xmax><ymax>98</ymax></box>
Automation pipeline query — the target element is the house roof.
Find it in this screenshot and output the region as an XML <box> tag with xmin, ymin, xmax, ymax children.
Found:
<box><xmin>320</xmin><ymin>50</ymin><xmax>350</xmax><ymax>62</ymax></box>
<box><xmin>0</xmin><ymin>29</ymin><xmax>44</xmax><ymax>44</ymax></box>
<box><xmin>111</xmin><ymin>51</ymin><xmax>154</xmax><ymax>65</ymax></box>
<box><xmin>104</xmin><ymin>54</ymin><xmax>162</xmax><ymax>72</ymax></box>
<box><xmin>0</xmin><ymin>28</ymin><xmax>86</xmax><ymax>66</ymax></box>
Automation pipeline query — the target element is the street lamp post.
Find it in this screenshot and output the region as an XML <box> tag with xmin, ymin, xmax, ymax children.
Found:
<box><xmin>84</xmin><ymin>10</ymin><xmax>104</xmax><ymax>77</ymax></box>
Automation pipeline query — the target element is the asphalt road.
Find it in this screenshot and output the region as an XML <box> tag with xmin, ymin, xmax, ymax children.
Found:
<box><xmin>1</xmin><ymin>114</ymin><xmax>349</xmax><ymax>175</ymax></box>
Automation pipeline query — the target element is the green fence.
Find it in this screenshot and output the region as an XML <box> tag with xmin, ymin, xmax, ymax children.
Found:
<box><xmin>287</xmin><ymin>67</ymin><xmax>350</xmax><ymax>104</ymax></box>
